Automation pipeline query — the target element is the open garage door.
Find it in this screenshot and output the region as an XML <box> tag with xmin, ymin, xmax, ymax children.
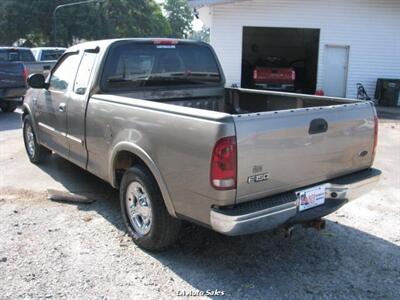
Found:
<box><xmin>241</xmin><ymin>27</ymin><xmax>320</xmax><ymax>94</ymax></box>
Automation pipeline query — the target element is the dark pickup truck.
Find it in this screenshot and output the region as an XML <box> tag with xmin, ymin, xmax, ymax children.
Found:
<box><xmin>0</xmin><ymin>61</ymin><xmax>27</xmax><ymax>112</ymax></box>
<box><xmin>0</xmin><ymin>47</ymin><xmax>57</xmax><ymax>112</ymax></box>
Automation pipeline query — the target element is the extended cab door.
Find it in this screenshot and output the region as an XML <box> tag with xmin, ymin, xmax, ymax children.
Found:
<box><xmin>35</xmin><ymin>52</ymin><xmax>81</xmax><ymax>157</ymax></box>
<box><xmin>67</xmin><ymin>49</ymin><xmax>99</xmax><ymax>168</ymax></box>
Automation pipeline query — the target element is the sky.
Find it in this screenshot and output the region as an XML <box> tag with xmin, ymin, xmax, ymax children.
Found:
<box><xmin>155</xmin><ymin>0</ymin><xmax>204</xmax><ymax>31</ymax></box>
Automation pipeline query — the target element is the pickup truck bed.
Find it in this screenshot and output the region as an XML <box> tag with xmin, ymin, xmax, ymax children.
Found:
<box><xmin>22</xmin><ymin>38</ymin><xmax>380</xmax><ymax>250</ymax></box>
<box><xmin>87</xmin><ymin>87</ymin><xmax>377</xmax><ymax>225</ymax></box>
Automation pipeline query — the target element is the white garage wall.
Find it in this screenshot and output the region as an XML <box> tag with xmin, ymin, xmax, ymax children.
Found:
<box><xmin>205</xmin><ymin>0</ymin><xmax>400</xmax><ymax>98</ymax></box>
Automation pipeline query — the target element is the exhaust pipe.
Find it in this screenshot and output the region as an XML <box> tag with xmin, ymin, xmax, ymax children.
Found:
<box><xmin>303</xmin><ymin>219</ymin><xmax>326</xmax><ymax>231</ymax></box>
<box><xmin>282</xmin><ymin>225</ymin><xmax>295</xmax><ymax>238</ymax></box>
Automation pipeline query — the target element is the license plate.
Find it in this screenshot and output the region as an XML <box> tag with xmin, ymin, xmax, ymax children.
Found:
<box><xmin>296</xmin><ymin>184</ymin><xmax>326</xmax><ymax>212</ymax></box>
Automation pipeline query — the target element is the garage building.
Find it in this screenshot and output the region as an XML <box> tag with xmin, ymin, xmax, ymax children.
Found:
<box><xmin>188</xmin><ymin>0</ymin><xmax>400</xmax><ymax>99</ymax></box>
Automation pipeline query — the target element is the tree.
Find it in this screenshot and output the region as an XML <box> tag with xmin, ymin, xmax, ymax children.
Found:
<box><xmin>0</xmin><ymin>0</ymin><xmax>171</xmax><ymax>47</ymax></box>
<box><xmin>163</xmin><ymin>0</ymin><xmax>193</xmax><ymax>39</ymax></box>
<box><xmin>189</xmin><ymin>26</ymin><xmax>210</xmax><ymax>43</ymax></box>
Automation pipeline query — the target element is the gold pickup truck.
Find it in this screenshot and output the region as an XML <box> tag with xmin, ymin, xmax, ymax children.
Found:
<box><xmin>21</xmin><ymin>39</ymin><xmax>380</xmax><ymax>250</ymax></box>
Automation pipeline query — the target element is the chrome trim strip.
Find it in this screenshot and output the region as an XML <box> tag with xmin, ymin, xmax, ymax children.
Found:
<box><xmin>38</xmin><ymin>122</ymin><xmax>66</xmax><ymax>138</ymax></box>
<box><xmin>66</xmin><ymin>134</ymin><xmax>84</xmax><ymax>145</ymax></box>
<box><xmin>38</xmin><ymin>122</ymin><xmax>84</xmax><ymax>145</ymax></box>
<box><xmin>47</xmin><ymin>89</ymin><xmax>65</xmax><ymax>94</ymax></box>
<box><xmin>38</xmin><ymin>122</ymin><xmax>60</xmax><ymax>135</ymax></box>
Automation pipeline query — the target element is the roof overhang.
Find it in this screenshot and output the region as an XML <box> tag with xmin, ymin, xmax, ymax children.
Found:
<box><xmin>187</xmin><ymin>0</ymin><xmax>244</xmax><ymax>7</ymax></box>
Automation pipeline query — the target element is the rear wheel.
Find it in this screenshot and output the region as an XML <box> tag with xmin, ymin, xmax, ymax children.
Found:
<box><xmin>1</xmin><ymin>101</ymin><xmax>18</xmax><ymax>113</ymax></box>
<box><xmin>120</xmin><ymin>165</ymin><xmax>181</xmax><ymax>250</ymax></box>
<box><xmin>23</xmin><ymin>115</ymin><xmax>51</xmax><ymax>164</ymax></box>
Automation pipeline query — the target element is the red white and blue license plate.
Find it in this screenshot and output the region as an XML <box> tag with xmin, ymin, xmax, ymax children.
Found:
<box><xmin>296</xmin><ymin>184</ymin><xmax>326</xmax><ymax>212</ymax></box>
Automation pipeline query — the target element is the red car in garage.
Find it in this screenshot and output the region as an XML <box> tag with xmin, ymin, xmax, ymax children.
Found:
<box><xmin>253</xmin><ymin>57</ymin><xmax>296</xmax><ymax>92</ymax></box>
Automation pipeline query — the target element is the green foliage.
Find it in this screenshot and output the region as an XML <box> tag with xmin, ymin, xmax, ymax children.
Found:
<box><xmin>0</xmin><ymin>0</ymin><xmax>172</xmax><ymax>47</ymax></box>
<box><xmin>103</xmin><ymin>0</ymin><xmax>171</xmax><ymax>38</ymax></box>
<box><xmin>163</xmin><ymin>0</ymin><xmax>193</xmax><ymax>39</ymax></box>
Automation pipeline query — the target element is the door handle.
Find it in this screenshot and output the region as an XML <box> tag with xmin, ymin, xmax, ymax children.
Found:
<box><xmin>309</xmin><ymin>118</ymin><xmax>328</xmax><ymax>134</ymax></box>
<box><xmin>58</xmin><ymin>103</ymin><xmax>66</xmax><ymax>112</ymax></box>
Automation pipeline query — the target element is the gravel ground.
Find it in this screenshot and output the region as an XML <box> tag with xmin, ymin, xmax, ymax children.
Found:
<box><xmin>0</xmin><ymin>110</ymin><xmax>399</xmax><ymax>299</ymax></box>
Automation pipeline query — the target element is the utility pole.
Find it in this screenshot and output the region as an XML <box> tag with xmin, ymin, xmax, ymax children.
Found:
<box><xmin>53</xmin><ymin>0</ymin><xmax>102</xmax><ymax>46</ymax></box>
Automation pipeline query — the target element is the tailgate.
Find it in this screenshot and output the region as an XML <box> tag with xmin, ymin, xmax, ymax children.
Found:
<box><xmin>0</xmin><ymin>62</ymin><xmax>25</xmax><ymax>88</ymax></box>
<box><xmin>233</xmin><ymin>102</ymin><xmax>376</xmax><ymax>203</ymax></box>
<box><xmin>254</xmin><ymin>67</ymin><xmax>295</xmax><ymax>83</ymax></box>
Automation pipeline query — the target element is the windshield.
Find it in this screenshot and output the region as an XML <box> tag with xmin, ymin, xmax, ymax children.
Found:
<box><xmin>40</xmin><ymin>50</ymin><xmax>65</xmax><ymax>61</ymax></box>
<box><xmin>102</xmin><ymin>42</ymin><xmax>222</xmax><ymax>90</ymax></box>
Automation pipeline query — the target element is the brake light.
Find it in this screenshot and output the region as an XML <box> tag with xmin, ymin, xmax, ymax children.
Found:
<box><xmin>22</xmin><ymin>65</ymin><xmax>29</xmax><ymax>82</ymax></box>
<box><xmin>372</xmin><ymin>114</ymin><xmax>379</xmax><ymax>162</ymax></box>
<box><xmin>153</xmin><ymin>39</ymin><xmax>178</xmax><ymax>45</ymax></box>
<box><xmin>210</xmin><ymin>136</ymin><xmax>237</xmax><ymax>190</ymax></box>
<box><xmin>291</xmin><ymin>70</ymin><xmax>296</xmax><ymax>81</ymax></box>
<box><xmin>253</xmin><ymin>69</ymin><xmax>258</xmax><ymax>80</ymax></box>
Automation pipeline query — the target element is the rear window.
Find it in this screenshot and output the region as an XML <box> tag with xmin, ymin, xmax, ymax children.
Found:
<box><xmin>0</xmin><ymin>49</ymin><xmax>35</xmax><ymax>62</ymax></box>
<box><xmin>101</xmin><ymin>42</ymin><xmax>221</xmax><ymax>91</ymax></box>
<box><xmin>40</xmin><ymin>50</ymin><xmax>65</xmax><ymax>61</ymax></box>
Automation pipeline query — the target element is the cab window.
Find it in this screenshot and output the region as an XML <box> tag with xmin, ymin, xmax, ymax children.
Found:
<box><xmin>74</xmin><ymin>52</ymin><xmax>97</xmax><ymax>95</ymax></box>
<box><xmin>49</xmin><ymin>53</ymin><xmax>81</xmax><ymax>92</ymax></box>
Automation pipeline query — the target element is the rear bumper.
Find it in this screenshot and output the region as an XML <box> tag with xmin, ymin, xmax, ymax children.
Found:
<box><xmin>210</xmin><ymin>168</ymin><xmax>381</xmax><ymax>236</ymax></box>
<box><xmin>0</xmin><ymin>87</ymin><xmax>26</xmax><ymax>100</ymax></box>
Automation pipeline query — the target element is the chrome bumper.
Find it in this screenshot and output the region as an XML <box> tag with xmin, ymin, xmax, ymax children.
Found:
<box><xmin>210</xmin><ymin>168</ymin><xmax>381</xmax><ymax>236</ymax></box>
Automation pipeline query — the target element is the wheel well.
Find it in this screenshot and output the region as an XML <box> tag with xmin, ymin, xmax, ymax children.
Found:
<box><xmin>22</xmin><ymin>108</ymin><xmax>29</xmax><ymax>120</ymax></box>
<box><xmin>113</xmin><ymin>150</ymin><xmax>177</xmax><ymax>217</ymax></box>
<box><xmin>114</xmin><ymin>151</ymin><xmax>152</xmax><ymax>187</ymax></box>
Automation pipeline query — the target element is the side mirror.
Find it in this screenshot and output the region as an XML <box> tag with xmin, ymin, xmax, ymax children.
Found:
<box><xmin>27</xmin><ymin>73</ymin><xmax>46</xmax><ymax>89</ymax></box>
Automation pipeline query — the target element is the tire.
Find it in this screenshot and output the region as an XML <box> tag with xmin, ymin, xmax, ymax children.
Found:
<box><xmin>23</xmin><ymin>115</ymin><xmax>51</xmax><ymax>164</ymax></box>
<box><xmin>1</xmin><ymin>102</ymin><xmax>18</xmax><ymax>113</ymax></box>
<box><xmin>120</xmin><ymin>165</ymin><xmax>181</xmax><ymax>250</ymax></box>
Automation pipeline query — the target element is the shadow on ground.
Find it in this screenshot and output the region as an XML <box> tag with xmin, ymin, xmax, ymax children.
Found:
<box><xmin>36</xmin><ymin>154</ymin><xmax>399</xmax><ymax>298</ymax></box>
<box><xmin>153</xmin><ymin>222</ymin><xmax>399</xmax><ymax>299</ymax></box>
<box><xmin>66</xmin><ymin>191</ymin><xmax>400</xmax><ymax>298</ymax></box>
<box><xmin>36</xmin><ymin>153</ymin><xmax>114</xmax><ymax>196</ymax></box>
<box><xmin>0</xmin><ymin>111</ymin><xmax>22</xmax><ymax>131</ymax></box>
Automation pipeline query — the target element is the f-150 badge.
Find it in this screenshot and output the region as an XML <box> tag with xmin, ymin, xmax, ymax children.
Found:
<box><xmin>247</xmin><ymin>173</ymin><xmax>270</xmax><ymax>184</ymax></box>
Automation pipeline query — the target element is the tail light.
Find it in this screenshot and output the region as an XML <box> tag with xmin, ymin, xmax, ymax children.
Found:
<box><xmin>291</xmin><ymin>70</ymin><xmax>296</xmax><ymax>81</ymax></box>
<box><xmin>372</xmin><ymin>114</ymin><xmax>379</xmax><ymax>162</ymax></box>
<box><xmin>22</xmin><ymin>65</ymin><xmax>29</xmax><ymax>82</ymax></box>
<box><xmin>253</xmin><ymin>69</ymin><xmax>258</xmax><ymax>80</ymax></box>
<box><xmin>210</xmin><ymin>136</ymin><xmax>237</xmax><ymax>190</ymax></box>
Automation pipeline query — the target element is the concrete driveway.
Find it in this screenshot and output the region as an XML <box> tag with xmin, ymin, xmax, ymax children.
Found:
<box><xmin>0</xmin><ymin>109</ymin><xmax>399</xmax><ymax>299</ymax></box>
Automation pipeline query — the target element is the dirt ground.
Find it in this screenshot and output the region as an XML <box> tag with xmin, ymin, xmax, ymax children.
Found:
<box><xmin>0</xmin><ymin>109</ymin><xmax>399</xmax><ymax>299</ymax></box>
